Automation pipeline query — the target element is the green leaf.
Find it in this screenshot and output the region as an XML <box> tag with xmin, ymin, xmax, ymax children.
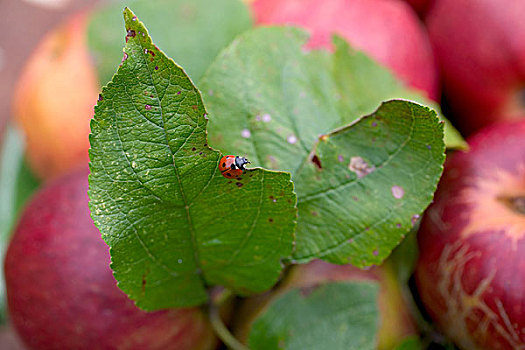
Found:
<box><xmin>88</xmin><ymin>9</ymin><xmax>296</xmax><ymax>310</ymax></box>
<box><xmin>293</xmin><ymin>101</ymin><xmax>444</xmax><ymax>265</ymax></box>
<box><xmin>87</xmin><ymin>0</ymin><xmax>252</xmax><ymax>84</ymax></box>
<box><xmin>200</xmin><ymin>28</ymin><xmax>445</xmax><ymax>266</ymax></box>
<box><xmin>248</xmin><ymin>281</ymin><xmax>379</xmax><ymax>350</ymax></box>
<box><xmin>393</xmin><ymin>336</ymin><xmax>423</xmax><ymax>350</ymax></box>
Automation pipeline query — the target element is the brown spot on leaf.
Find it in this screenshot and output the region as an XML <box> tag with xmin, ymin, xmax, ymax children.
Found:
<box><xmin>311</xmin><ymin>154</ymin><xmax>322</xmax><ymax>169</ymax></box>
<box><xmin>236</xmin><ymin>182</ymin><xmax>243</xmax><ymax>188</ymax></box>
<box><xmin>126</xmin><ymin>29</ymin><xmax>136</xmax><ymax>41</ymax></box>
<box><xmin>141</xmin><ymin>267</ymin><xmax>150</xmax><ymax>295</ymax></box>
<box><xmin>268</xmin><ymin>218</ymin><xmax>274</xmax><ymax>223</ymax></box>
<box><xmin>349</xmin><ymin>157</ymin><xmax>375</xmax><ymax>178</ymax></box>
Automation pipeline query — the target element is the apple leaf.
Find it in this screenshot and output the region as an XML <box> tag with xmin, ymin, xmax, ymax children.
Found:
<box><xmin>88</xmin><ymin>9</ymin><xmax>296</xmax><ymax>310</ymax></box>
<box><xmin>292</xmin><ymin>101</ymin><xmax>444</xmax><ymax>265</ymax></box>
<box><xmin>200</xmin><ymin>28</ymin><xmax>445</xmax><ymax>266</ymax></box>
<box><xmin>247</xmin><ymin>281</ymin><xmax>379</xmax><ymax>350</ymax></box>
<box><xmin>87</xmin><ymin>0</ymin><xmax>252</xmax><ymax>84</ymax></box>
<box><xmin>393</xmin><ymin>336</ymin><xmax>423</xmax><ymax>350</ymax></box>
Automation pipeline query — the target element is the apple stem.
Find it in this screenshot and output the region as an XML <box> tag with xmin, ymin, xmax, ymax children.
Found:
<box><xmin>501</xmin><ymin>196</ymin><xmax>525</xmax><ymax>215</ymax></box>
<box><xmin>208</xmin><ymin>290</ymin><xmax>250</xmax><ymax>350</ymax></box>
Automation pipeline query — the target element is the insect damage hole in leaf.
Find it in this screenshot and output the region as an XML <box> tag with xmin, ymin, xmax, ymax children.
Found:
<box><xmin>88</xmin><ymin>8</ymin><xmax>297</xmax><ymax>310</ymax></box>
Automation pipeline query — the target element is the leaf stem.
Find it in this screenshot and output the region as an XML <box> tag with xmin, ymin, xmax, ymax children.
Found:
<box><xmin>208</xmin><ymin>290</ymin><xmax>250</xmax><ymax>350</ymax></box>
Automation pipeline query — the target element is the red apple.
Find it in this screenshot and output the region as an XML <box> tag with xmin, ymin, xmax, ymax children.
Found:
<box><xmin>235</xmin><ymin>260</ymin><xmax>417</xmax><ymax>349</ymax></box>
<box><xmin>426</xmin><ymin>0</ymin><xmax>525</xmax><ymax>135</ymax></box>
<box><xmin>4</xmin><ymin>167</ymin><xmax>217</xmax><ymax>350</ymax></box>
<box><xmin>415</xmin><ymin>120</ymin><xmax>525</xmax><ymax>349</ymax></box>
<box><xmin>251</xmin><ymin>0</ymin><xmax>439</xmax><ymax>101</ymax></box>
<box><xmin>403</xmin><ymin>0</ymin><xmax>432</xmax><ymax>17</ymax></box>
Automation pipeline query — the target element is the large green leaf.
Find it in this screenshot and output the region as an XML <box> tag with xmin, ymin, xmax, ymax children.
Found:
<box><xmin>200</xmin><ymin>28</ymin><xmax>445</xmax><ymax>266</ymax></box>
<box><xmin>87</xmin><ymin>0</ymin><xmax>252</xmax><ymax>84</ymax></box>
<box><xmin>248</xmin><ymin>281</ymin><xmax>379</xmax><ymax>350</ymax></box>
<box><xmin>88</xmin><ymin>9</ymin><xmax>296</xmax><ymax>310</ymax></box>
<box><xmin>292</xmin><ymin>101</ymin><xmax>444</xmax><ymax>265</ymax></box>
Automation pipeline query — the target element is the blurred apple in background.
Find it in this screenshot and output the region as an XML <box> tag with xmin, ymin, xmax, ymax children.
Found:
<box><xmin>12</xmin><ymin>11</ymin><xmax>98</xmax><ymax>181</ymax></box>
<box><xmin>415</xmin><ymin>120</ymin><xmax>525</xmax><ymax>349</ymax></box>
<box><xmin>235</xmin><ymin>260</ymin><xmax>417</xmax><ymax>349</ymax></box>
<box><xmin>402</xmin><ymin>0</ymin><xmax>432</xmax><ymax>18</ymax></box>
<box><xmin>251</xmin><ymin>0</ymin><xmax>439</xmax><ymax>101</ymax></box>
<box><xmin>4</xmin><ymin>167</ymin><xmax>217</xmax><ymax>350</ymax></box>
<box><xmin>426</xmin><ymin>0</ymin><xmax>525</xmax><ymax>135</ymax></box>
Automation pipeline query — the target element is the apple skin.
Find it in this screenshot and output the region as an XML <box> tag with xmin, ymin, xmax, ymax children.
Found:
<box><xmin>426</xmin><ymin>0</ymin><xmax>525</xmax><ymax>135</ymax></box>
<box><xmin>234</xmin><ymin>260</ymin><xmax>417</xmax><ymax>350</ymax></box>
<box><xmin>403</xmin><ymin>0</ymin><xmax>432</xmax><ymax>17</ymax></box>
<box><xmin>251</xmin><ymin>0</ymin><xmax>439</xmax><ymax>101</ymax></box>
<box><xmin>12</xmin><ymin>11</ymin><xmax>99</xmax><ymax>181</ymax></box>
<box><xmin>415</xmin><ymin>120</ymin><xmax>525</xmax><ymax>349</ymax></box>
<box><xmin>4</xmin><ymin>167</ymin><xmax>217</xmax><ymax>350</ymax></box>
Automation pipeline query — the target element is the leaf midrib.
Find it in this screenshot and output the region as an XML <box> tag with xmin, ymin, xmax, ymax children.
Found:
<box><xmin>129</xmin><ymin>34</ymin><xmax>206</xmax><ymax>286</ymax></box>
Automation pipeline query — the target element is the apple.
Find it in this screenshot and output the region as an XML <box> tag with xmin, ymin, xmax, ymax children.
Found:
<box><xmin>415</xmin><ymin>120</ymin><xmax>525</xmax><ymax>349</ymax></box>
<box><xmin>12</xmin><ymin>11</ymin><xmax>99</xmax><ymax>181</ymax></box>
<box><xmin>251</xmin><ymin>0</ymin><xmax>440</xmax><ymax>101</ymax></box>
<box><xmin>4</xmin><ymin>167</ymin><xmax>217</xmax><ymax>350</ymax></box>
<box><xmin>0</xmin><ymin>326</ymin><xmax>25</xmax><ymax>350</ymax></box>
<box><xmin>426</xmin><ymin>0</ymin><xmax>525</xmax><ymax>135</ymax></box>
<box><xmin>403</xmin><ymin>0</ymin><xmax>432</xmax><ymax>17</ymax></box>
<box><xmin>234</xmin><ymin>260</ymin><xmax>417</xmax><ymax>349</ymax></box>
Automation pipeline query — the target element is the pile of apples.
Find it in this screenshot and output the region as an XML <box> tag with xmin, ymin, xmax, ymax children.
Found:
<box><xmin>5</xmin><ymin>0</ymin><xmax>525</xmax><ymax>349</ymax></box>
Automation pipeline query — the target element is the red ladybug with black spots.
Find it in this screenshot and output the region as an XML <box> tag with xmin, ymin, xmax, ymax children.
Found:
<box><xmin>219</xmin><ymin>155</ymin><xmax>250</xmax><ymax>178</ymax></box>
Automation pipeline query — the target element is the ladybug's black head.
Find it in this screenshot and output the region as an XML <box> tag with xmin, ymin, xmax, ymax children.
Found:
<box><xmin>235</xmin><ymin>156</ymin><xmax>250</xmax><ymax>171</ymax></box>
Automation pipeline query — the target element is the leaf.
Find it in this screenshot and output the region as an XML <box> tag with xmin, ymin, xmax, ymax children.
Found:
<box><xmin>293</xmin><ymin>101</ymin><xmax>445</xmax><ymax>265</ymax></box>
<box><xmin>200</xmin><ymin>27</ymin><xmax>445</xmax><ymax>266</ymax></box>
<box><xmin>393</xmin><ymin>336</ymin><xmax>423</xmax><ymax>350</ymax></box>
<box><xmin>87</xmin><ymin>0</ymin><xmax>252</xmax><ymax>84</ymax></box>
<box><xmin>200</xmin><ymin>29</ymin><xmax>460</xmax><ymax>175</ymax></box>
<box><xmin>247</xmin><ymin>281</ymin><xmax>379</xmax><ymax>350</ymax></box>
<box><xmin>88</xmin><ymin>9</ymin><xmax>296</xmax><ymax>310</ymax></box>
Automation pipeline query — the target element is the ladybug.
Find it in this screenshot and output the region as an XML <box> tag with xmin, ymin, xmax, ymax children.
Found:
<box><xmin>219</xmin><ymin>155</ymin><xmax>250</xmax><ymax>178</ymax></box>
